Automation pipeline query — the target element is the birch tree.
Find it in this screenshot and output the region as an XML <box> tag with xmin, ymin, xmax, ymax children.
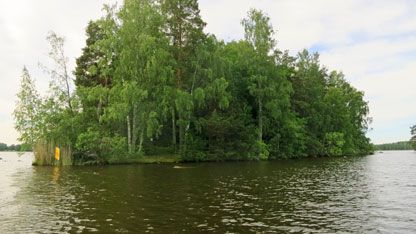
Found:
<box><xmin>13</xmin><ymin>67</ymin><xmax>41</xmax><ymax>148</ymax></box>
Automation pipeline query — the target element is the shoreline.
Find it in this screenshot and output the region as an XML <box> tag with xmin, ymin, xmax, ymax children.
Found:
<box><xmin>27</xmin><ymin>152</ymin><xmax>376</xmax><ymax>166</ymax></box>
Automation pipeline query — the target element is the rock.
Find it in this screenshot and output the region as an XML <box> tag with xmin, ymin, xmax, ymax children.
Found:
<box><xmin>173</xmin><ymin>165</ymin><xmax>193</xmax><ymax>169</ymax></box>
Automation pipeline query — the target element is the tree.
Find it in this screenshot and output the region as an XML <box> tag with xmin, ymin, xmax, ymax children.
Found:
<box><xmin>0</xmin><ymin>143</ymin><xmax>6</xmax><ymax>151</ymax></box>
<box><xmin>75</xmin><ymin>20</ymin><xmax>112</xmax><ymax>121</ymax></box>
<box><xmin>411</xmin><ymin>125</ymin><xmax>416</xmax><ymax>150</ymax></box>
<box><xmin>241</xmin><ymin>9</ymin><xmax>295</xmax><ymax>159</ymax></box>
<box><xmin>13</xmin><ymin>67</ymin><xmax>41</xmax><ymax>148</ymax></box>
<box><xmin>290</xmin><ymin>50</ymin><xmax>328</xmax><ymax>156</ymax></box>
<box><xmin>325</xmin><ymin>132</ymin><xmax>345</xmax><ymax>156</ymax></box>
<box><xmin>375</xmin><ymin>141</ymin><xmax>413</xmax><ymax>151</ymax></box>
<box><xmin>41</xmin><ymin>32</ymin><xmax>74</xmax><ymax>113</ymax></box>
<box><xmin>108</xmin><ymin>0</ymin><xmax>172</xmax><ymax>154</ymax></box>
<box><xmin>73</xmin><ymin>5</ymin><xmax>121</xmax><ymax>160</ymax></box>
<box><xmin>182</xmin><ymin>36</ymin><xmax>233</xmax><ymax>160</ymax></box>
<box><xmin>325</xmin><ymin>71</ymin><xmax>372</xmax><ymax>155</ymax></box>
<box><xmin>15</xmin><ymin>0</ymin><xmax>374</xmax><ymax>165</ymax></box>
<box><xmin>242</xmin><ymin>9</ymin><xmax>276</xmax><ymax>56</ymax></box>
<box><xmin>75</xmin><ymin>19</ymin><xmax>114</xmax><ymax>88</ymax></box>
<box><xmin>242</xmin><ymin>9</ymin><xmax>273</xmax><ymax>144</ymax></box>
<box><xmin>159</xmin><ymin>0</ymin><xmax>206</xmax><ymax>153</ymax></box>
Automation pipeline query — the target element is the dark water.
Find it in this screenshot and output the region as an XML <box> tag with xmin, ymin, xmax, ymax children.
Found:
<box><xmin>1</xmin><ymin>151</ymin><xmax>416</xmax><ymax>233</ymax></box>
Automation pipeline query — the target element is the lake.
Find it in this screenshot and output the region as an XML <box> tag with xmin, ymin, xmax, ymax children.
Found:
<box><xmin>1</xmin><ymin>151</ymin><xmax>415</xmax><ymax>233</ymax></box>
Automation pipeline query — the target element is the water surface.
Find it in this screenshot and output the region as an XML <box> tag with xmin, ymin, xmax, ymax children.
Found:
<box><xmin>1</xmin><ymin>151</ymin><xmax>415</xmax><ymax>233</ymax></box>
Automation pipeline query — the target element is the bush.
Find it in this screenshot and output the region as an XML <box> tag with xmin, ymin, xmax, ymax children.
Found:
<box><xmin>325</xmin><ymin>132</ymin><xmax>345</xmax><ymax>156</ymax></box>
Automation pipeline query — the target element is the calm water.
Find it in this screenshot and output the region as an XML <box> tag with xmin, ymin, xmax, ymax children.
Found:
<box><xmin>1</xmin><ymin>151</ymin><xmax>416</xmax><ymax>233</ymax></box>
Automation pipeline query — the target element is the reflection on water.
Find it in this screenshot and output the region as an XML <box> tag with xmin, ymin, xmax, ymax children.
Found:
<box><xmin>1</xmin><ymin>151</ymin><xmax>416</xmax><ymax>233</ymax></box>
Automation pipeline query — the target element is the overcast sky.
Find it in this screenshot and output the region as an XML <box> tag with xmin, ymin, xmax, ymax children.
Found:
<box><xmin>0</xmin><ymin>0</ymin><xmax>415</xmax><ymax>145</ymax></box>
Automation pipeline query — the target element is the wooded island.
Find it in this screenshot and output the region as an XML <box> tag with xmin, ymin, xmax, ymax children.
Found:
<box><xmin>14</xmin><ymin>0</ymin><xmax>373</xmax><ymax>165</ymax></box>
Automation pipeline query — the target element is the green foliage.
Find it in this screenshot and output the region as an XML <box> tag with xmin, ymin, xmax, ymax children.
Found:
<box><xmin>0</xmin><ymin>143</ymin><xmax>7</xmax><ymax>151</ymax></box>
<box><xmin>13</xmin><ymin>67</ymin><xmax>41</xmax><ymax>147</ymax></box>
<box><xmin>325</xmin><ymin>132</ymin><xmax>345</xmax><ymax>156</ymax></box>
<box><xmin>255</xmin><ymin>140</ymin><xmax>270</xmax><ymax>160</ymax></box>
<box><xmin>241</xmin><ymin>9</ymin><xmax>276</xmax><ymax>56</ymax></box>
<box><xmin>0</xmin><ymin>143</ymin><xmax>29</xmax><ymax>152</ymax></box>
<box><xmin>14</xmin><ymin>1</ymin><xmax>374</xmax><ymax>165</ymax></box>
<box><xmin>411</xmin><ymin>125</ymin><xmax>416</xmax><ymax>150</ymax></box>
<box><xmin>75</xmin><ymin>129</ymin><xmax>102</xmax><ymax>156</ymax></box>
<box><xmin>375</xmin><ymin>141</ymin><xmax>413</xmax><ymax>151</ymax></box>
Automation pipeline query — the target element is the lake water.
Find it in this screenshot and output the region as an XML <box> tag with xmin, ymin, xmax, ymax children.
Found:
<box><xmin>1</xmin><ymin>151</ymin><xmax>415</xmax><ymax>233</ymax></box>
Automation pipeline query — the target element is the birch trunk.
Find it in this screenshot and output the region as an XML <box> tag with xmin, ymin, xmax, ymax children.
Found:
<box><xmin>127</xmin><ymin>115</ymin><xmax>132</xmax><ymax>153</ymax></box>
<box><xmin>138</xmin><ymin>129</ymin><xmax>144</xmax><ymax>155</ymax></box>
<box><xmin>132</xmin><ymin>105</ymin><xmax>137</xmax><ymax>153</ymax></box>
<box><xmin>171</xmin><ymin>108</ymin><xmax>176</xmax><ymax>151</ymax></box>
<box><xmin>258</xmin><ymin>98</ymin><xmax>263</xmax><ymax>143</ymax></box>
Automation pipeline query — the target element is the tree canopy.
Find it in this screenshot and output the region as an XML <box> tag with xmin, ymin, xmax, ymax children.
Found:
<box><xmin>14</xmin><ymin>0</ymin><xmax>373</xmax><ymax>165</ymax></box>
<box><xmin>0</xmin><ymin>143</ymin><xmax>29</xmax><ymax>152</ymax></box>
<box><xmin>375</xmin><ymin>141</ymin><xmax>413</xmax><ymax>151</ymax></box>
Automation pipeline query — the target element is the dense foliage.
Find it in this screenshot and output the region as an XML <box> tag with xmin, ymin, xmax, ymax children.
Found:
<box><xmin>14</xmin><ymin>0</ymin><xmax>373</xmax><ymax>165</ymax></box>
<box><xmin>375</xmin><ymin>141</ymin><xmax>413</xmax><ymax>151</ymax></box>
<box><xmin>0</xmin><ymin>143</ymin><xmax>28</xmax><ymax>152</ymax></box>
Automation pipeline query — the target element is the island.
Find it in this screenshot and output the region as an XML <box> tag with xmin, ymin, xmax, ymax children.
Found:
<box><xmin>13</xmin><ymin>0</ymin><xmax>373</xmax><ymax>166</ymax></box>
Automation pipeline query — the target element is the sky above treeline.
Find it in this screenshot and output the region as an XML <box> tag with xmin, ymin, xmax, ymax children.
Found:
<box><xmin>0</xmin><ymin>0</ymin><xmax>415</xmax><ymax>145</ymax></box>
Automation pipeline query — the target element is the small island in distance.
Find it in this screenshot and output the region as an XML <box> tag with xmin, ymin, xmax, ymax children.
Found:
<box><xmin>0</xmin><ymin>142</ymin><xmax>27</xmax><ymax>152</ymax></box>
<box><xmin>374</xmin><ymin>141</ymin><xmax>414</xmax><ymax>151</ymax></box>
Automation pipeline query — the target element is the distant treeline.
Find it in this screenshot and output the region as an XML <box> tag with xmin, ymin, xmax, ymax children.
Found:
<box><xmin>375</xmin><ymin>141</ymin><xmax>413</xmax><ymax>151</ymax></box>
<box><xmin>0</xmin><ymin>143</ymin><xmax>31</xmax><ymax>152</ymax></box>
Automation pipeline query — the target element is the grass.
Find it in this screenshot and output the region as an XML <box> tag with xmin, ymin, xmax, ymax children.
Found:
<box><xmin>106</xmin><ymin>154</ymin><xmax>181</xmax><ymax>165</ymax></box>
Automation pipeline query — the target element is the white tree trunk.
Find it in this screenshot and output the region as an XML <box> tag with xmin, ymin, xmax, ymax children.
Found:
<box><xmin>127</xmin><ymin>115</ymin><xmax>132</xmax><ymax>153</ymax></box>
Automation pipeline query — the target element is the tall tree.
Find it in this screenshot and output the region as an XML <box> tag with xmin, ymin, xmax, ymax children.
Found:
<box><xmin>13</xmin><ymin>67</ymin><xmax>41</xmax><ymax>148</ymax></box>
<box><xmin>325</xmin><ymin>71</ymin><xmax>372</xmax><ymax>155</ymax></box>
<box><xmin>75</xmin><ymin>18</ymin><xmax>115</xmax><ymax>88</ymax></box>
<box><xmin>14</xmin><ymin>0</ymin><xmax>375</xmax><ymax>164</ymax></box>
<box><xmin>241</xmin><ymin>9</ymin><xmax>293</xmax><ymax>159</ymax></box>
<box><xmin>159</xmin><ymin>0</ymin><xmax>206</xmax><ymax>153</ymax></box>
<box><xmin>73</xmin><ymin>5</ymin><xmax>120</xmax><ymax>159</ymax></box>
<box><xmin>109</xmin><ymin>0</ymin><xmax>172</xmax><ymax>154</ymax></box>
<box><xmin>42</xmin><ymin>32</ymin><xmax>74</xmax><ymax>113</ymax></box>
<box><xmin>290</xmin><ymin>50</ymin><xmax>328</xmax><ymax>156</ymax></box>
<box><xmin>242</xmin><ymin>9</ymin><xmax>276</xmax><ymax>56</ymax></box>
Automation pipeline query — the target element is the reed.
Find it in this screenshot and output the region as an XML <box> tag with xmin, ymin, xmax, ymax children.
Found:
<box><xmin>33</xmin><ymin>140</ymin><xmax>73</xmax><ymax>166</ymax></box>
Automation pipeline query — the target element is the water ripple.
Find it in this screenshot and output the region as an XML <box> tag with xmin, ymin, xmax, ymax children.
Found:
<box><xmin>0</xmin><ymin>151</ymin><xmax>416</xmax><ymax>233</ymax></box>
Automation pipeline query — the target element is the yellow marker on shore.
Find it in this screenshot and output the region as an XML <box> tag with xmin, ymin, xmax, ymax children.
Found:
<box><xmin>55</xmin><ymin>147</ymin><xmax>60</xmax><ymax>161</ymax></box>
